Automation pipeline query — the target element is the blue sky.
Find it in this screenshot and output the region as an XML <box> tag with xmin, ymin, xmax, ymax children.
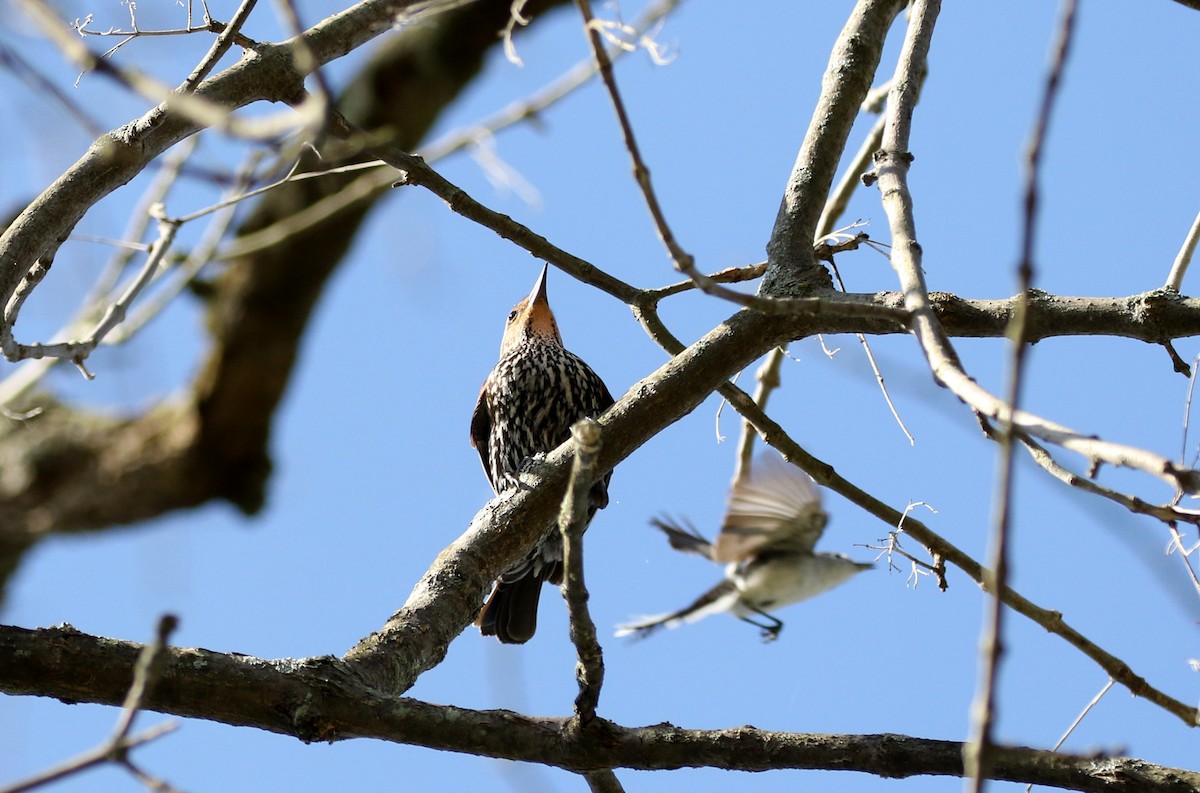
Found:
<box><xmin>3</xmin><ymin>2</ymin><xmax>1200</xmax><ymax>791</ymax></box>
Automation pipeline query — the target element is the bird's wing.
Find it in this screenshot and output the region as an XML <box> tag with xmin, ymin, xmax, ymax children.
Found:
<box><xmin>582</xmin><ymin>360</ymin><xmax>616</xmax><ymax>510</ymax></box>
<box><xmin>469</xmin><ymin>380</ymin><xmax>495</xmax><ymax>490</ymax></box>
<box><xmin>713</xmin><ymin>453</ymin><xmax>828</xmax><ymax>563</ymax></box>
<box><xmin>650</xmin><ymin>516</ymin><xmax>715</xmax><ymax>561</ymax></box>
<box><xmin>615</xmin><ymin>579</ymin><xmax>739</xmax><ymax>638</ymax></box>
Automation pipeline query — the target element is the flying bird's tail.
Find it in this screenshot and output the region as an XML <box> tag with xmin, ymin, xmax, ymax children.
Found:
<box><xmin>615</xmin><ymin>579</ymin><xmax>739</xmax><ymax>638</ymax></box>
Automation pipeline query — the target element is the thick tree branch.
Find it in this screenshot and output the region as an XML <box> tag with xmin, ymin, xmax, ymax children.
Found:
<box><xmin>761</xmin><ymin>0</ymin><xmax>906</xmax><ymax>296</ymax></box>
<box><xmin>3</xmin><ymin>624</ymin><xmax>1198</xmax><ymax>792</ymax></box>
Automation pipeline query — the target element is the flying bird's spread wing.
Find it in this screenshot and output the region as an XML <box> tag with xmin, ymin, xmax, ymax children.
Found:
<box><xmin>649</xmin><ymin>516</ymin><xmax>716</xmax><ymax>561</ymax></box>
<box><xmin>713</xmin><ymin>453</ymin><xmax>828</xmax><ymax>563</ymax></box>
<box><xmin>617</xmin><ymin>452</ymin><xmax>869</xmax><ymax>642</ymax></box>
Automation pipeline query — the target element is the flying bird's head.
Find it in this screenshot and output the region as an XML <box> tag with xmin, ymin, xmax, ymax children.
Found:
<box><xmin>500</xmin><ymin>265</ymin><xmax>562</xmax><ymax>354</ymax></box>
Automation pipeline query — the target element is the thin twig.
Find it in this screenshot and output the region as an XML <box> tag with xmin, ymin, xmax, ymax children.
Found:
<box><xmin>114</xmin><ymin>152</ymin><xmax>266</xmax><ymax>343</ymax></box>
<box><xmin>1183</xmin><ymin>354</ymin><xmax>1200</xmax><ymax>468</ymax></box>
<box><xmin>574</xmin><ymin>0</ymin><xmax>693</xmax><ymax>274</ymax></box>
<box><xmin>733</xmin><ymin>349</ymin><xmax>784</xmax><ymax>485</ymax></box>
<box><xmin>1008</xmin><ymin>430</ymin><xmax>1200</xmax><ymax>526</ymax></box>
<box><xmin>0</xmin><ymin>722</ymin><xmax>179</xmax><ymax>793</ymax></box>
<box><xmin>19</xmin><ymin>0</ymin><xmax>299</xmax><ymax>141</ymax></box>
<box><xmin>218</xmin><ymin>0</ymin><xmax>681</xmax><ymax>261</ymax></box>
<box><xmin>642</xmin><ymin>262</ymin><xmax>767</xmax><ymax>303</ymax></box>
<box><xmin>0</xmin><ymin>142</ymin><xmax>245</xmax><ymax>407</ymax></box>
<box><xmin>969</xmin><ymin>1</ymin><xmax>1075</xmax><ymax>783</ymax></box>
<box><xmin>560</xmin><ymin>419</ymin><xmax>606</xmax><ymax>724</ymax></box>
<box><xmin>90</xmin><ymin>138</ymin><xmax>200</xmax><ymax>308</ymax></box>
<box><xmin>318</xmin><ymin>109</ymin><xmax>637</xmax><ymax>304</ymax></box>
<box><xmin>829</xmin><ymin>257</ymin><xmax>915</xmax><ymax>445</ymax></box>
<box><xmin>180</xmin><ymin>0</ymin><xmax>259</xmax><ymax>91</ymax></box>
<box><xmin>175</xmin><ymin>149</ymin><xmax>312</xmax><ymax>225</ymax></box>
<box><xmin>863</xmin><ymin>503</ymin><xmax>944</xmax><ymax>588</ymax></box>
<box><xmin>0</xmin><ymin>615</ymin><xmax>180</xmax><ymax>793</ymax></box>
<box><xmin>111</xmin><ymin>615</ymin><xmax>179</xmax><ymax>740</ymax></box>
<box><xmin>1024</xmin><ymin>679</ymin><xmax>1115</xmax><ymax>793</ymax></box>
<box><xmin>1164</xmin><ymin>208</ymin><xmax>1200</xmax><ymax>291</ymax></box>
<box><xmin>74</xmin><ymin>14</ymin><xmax>231</xmax><ymax>38</ymax></box>
<box><xmin>816</xmin><ymin>112</ymin><xmax>887</xmax><ymax>237</ymax></box>
<box><xmin>1166</xmin><ymin>524</ymin><xmax>1200</xmax><ymax>599</ymax></box>
<box><xmin>819</xmin><ymin>101</ymin><xmax>914</xmax><ymax>442</ymax></box>
<box><xmin>5</xmin><ymin>216</ymin><xmax>180</xmax><ymax>368</ymax></box>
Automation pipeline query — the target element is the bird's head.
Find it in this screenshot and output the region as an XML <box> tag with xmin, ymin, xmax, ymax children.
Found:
<box><xmin>500</xmin><ymin>264</ymin><xmax>563</xmax><ymax>353</ymax></box>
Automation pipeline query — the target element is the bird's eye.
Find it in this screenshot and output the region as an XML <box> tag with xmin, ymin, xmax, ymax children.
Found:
<box><xmin>507</xmin><ymin>309</ymin><xmax>519</xmax><ymax>323</ymax></box>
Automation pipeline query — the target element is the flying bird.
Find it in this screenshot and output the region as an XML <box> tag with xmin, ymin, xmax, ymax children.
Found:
<box><xmin>471</xmin><ymin>265</ymin><xmax>614</xmax><ymax>644</ymax></box>
<box><xmin>617</xmin><ymin>453</ymin><xmax>870</xmax><ymax>641</ymax></box>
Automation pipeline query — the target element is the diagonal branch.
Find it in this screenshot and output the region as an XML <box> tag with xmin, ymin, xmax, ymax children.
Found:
<box><xmin>713</xmin><ymin>381</ymin><xmax>1200</xmax><ymax>728</ymax></box>
<box><xmin>760</xmin><ymin>0</ymin><xmax>907</xmax><ymax>297</ymax></box>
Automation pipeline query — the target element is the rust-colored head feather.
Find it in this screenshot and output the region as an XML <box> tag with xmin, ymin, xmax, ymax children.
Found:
<box><xmin>499</xmin><ymin>264</ymin><xmax>562</xmax><ymax>354</ymax></box>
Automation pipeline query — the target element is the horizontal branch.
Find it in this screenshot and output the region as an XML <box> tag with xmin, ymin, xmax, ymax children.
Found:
<box><xmin>4</xmin><ymin>287</ymin><xmax>1199</xmax><ymax>613</ymax></box>
<box><xmin>2</xmin><ymin>624</ymin><xmax>1196</xmax><ymax>792</ymax></box>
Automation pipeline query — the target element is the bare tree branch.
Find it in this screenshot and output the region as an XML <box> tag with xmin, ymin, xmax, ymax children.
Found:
<box><xmin>560</xmin><ymin>419</ymin><xmax>607</xmax><ymax>724</ymax></box>
<box><xmin>2</xmin><ymin>624</ymin><xmax>1198</xmax><ymax>792</ymax></box>
<box><xmin>969</xmin><ymin>0</ymin><xmax>1079</xmax><ymax>781</ymax></box>
<box><xmin>761</xmin><ymin>0</ymin><xmax>906</xmax><ymax>296</ymax></box>
<box><xmin>0</xmin><ymin>616</ymin><xmax>181</xmax><ymax>793</ymax></box>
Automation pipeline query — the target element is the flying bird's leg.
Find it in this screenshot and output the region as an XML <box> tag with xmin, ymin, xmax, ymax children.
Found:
<box><xmin>739</xmin><ymin>607</ymin><xmax>784</xmax><ymax>642</ymax></box>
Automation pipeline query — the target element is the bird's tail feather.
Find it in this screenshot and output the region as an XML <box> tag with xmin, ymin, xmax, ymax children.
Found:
<box><xmin>478</xmin><ymin>573</ymin><xmax>544</xmax><ymax>644</ymax></box>
<box><xmin>615</xmin><ymin>579</ymin><xmax>738</xmax><ymax>639</ymax></box>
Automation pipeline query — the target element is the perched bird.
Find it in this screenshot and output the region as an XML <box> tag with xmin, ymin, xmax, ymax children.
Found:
<box><xmin>471</xmin><ymin>265</ymin><xmax>615</xmax><ymax>644</ymax></box>
<box><xmin>616</xmin><ymin>453</ymin><xmax>870</xmax><ymax>641</ymax></box>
